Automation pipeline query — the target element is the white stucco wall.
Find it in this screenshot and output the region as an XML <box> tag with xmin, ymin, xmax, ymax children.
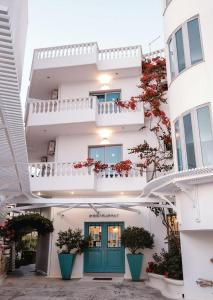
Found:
<box><xmin>47</xmin><ymin>206</ymin><xmax>167</xmax><ymax>279</ymax></box>
<box><xmin>59</xmin><ymin>76</ymin><xmax>140</xmax><ymax>101</ymax></box>
<box><xmin>55</xmin><ymin>129</ymin><xmax>154</xmax><ymax>164</ymax></box>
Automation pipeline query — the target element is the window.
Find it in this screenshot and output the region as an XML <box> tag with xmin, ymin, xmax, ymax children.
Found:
<box><xmin>89</xmin><ymin>226</ymin><xmax>102</xmax><ymax>248</ymax></box>
<box><xmin>175</xmin><ymin>28</ymin><xmax>186</xmax><ymax>72</ymax></box>
<box><xmin>167</xmin><ymin>16</ymin><xmax>203</xmax><ymax>81</ymax></box>
<box><xmin>174</xmin><ymin>104</ymin><xmax>213</xmax><ymax>171</ymax></box>
<box><xmin>168</xmin><ymin>39</ymin><xmax>175</xmax><ymax>80</ymax></box>
<box><xmin>108</xmin><ymin>226</ymin><xmax>121</xmax><ymax>248</ymax></box>
<box><xmin>183</xmin><ymin>113</ymin><xmax>196</xmax><ymax>169</ymax></box>
<box><xmin>175</xmin><ymin>121</ymin><xmax>183</xmax><ymax>171</ymax></box>
<box><xmin>92</xmin><ymin>91</ymin><xmax>121</xmax><ymax>103</ymax></box>
<box><xmin>187</xmin><ymin>18</ymin><xmax>203</xmax><ymax>64</ymax></box>
<box><xmin>89</xmin><ymin>145</ymin><xmax>122</xmax><ymax>165</ymax></box>
<box><xmin>197</xmin><ymin>106</ymin><xmax>213</xmax><ymax>166</ymax></box>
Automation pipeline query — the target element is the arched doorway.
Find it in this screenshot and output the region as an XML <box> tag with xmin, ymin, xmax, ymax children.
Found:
<box><xmin>0</xmin><ymin>213</ymin><xmax>53</xmax><ymax>275</ymax></box>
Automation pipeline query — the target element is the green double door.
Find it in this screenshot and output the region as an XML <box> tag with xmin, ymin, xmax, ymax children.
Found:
<box><xmin>84</xmin><ymin>222</ymin><xmax>125</xmax><ymax>273</ymax></box>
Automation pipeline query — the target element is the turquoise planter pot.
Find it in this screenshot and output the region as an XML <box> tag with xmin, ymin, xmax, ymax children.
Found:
<box><xmin>58</xmin><ymin>253</ymin><xmax>76</xmax><ymax>280</ymax></box>
<box><xmin>127</xmin><ymin>253</ymin><xmax>143</xmax><ymax>281</ymax></box>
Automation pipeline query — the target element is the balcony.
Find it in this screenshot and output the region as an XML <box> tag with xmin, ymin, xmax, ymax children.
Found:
<box><xmin>26</xmin><ymin>97</ymin><xmax>144</xmax><ymax>129</ymax></box>
<box><xmin>29</xmin><ymin>162</ymin><xmax>145</xmax><ymax>193</ymax></box>
<box><xmin>32</xmin><ymin>43</ymin><xmax>142</xmax><ymax>71</ymax></box>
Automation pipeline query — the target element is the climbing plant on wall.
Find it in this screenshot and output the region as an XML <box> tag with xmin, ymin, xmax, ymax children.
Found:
<box><xmin>0</xmin><ymin>213</ymin><xmax>54</xmax><ymax>241</ymax></box>
<box><xmin>116</xmin><ymin>57</ymin><xmax>173</xmax><ymax>180</ymax></box>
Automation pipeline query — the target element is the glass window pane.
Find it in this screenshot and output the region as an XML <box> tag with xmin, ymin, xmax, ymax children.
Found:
<box><xmin>197</xmin><ymin>106</ymin><xmax>213</xmax><ymax>166</ymax></box>
<box><xmin>175</xmin><ymin>121</ymin><xmax>183</xmax><ymax>171</ymax></box>
<box><xmin>105</xmin><ymin>146</ymin><xmax>122</xmax><ymax>164</ymax></box>
<box><xmin>108</xmin><ymin>226</ymin><xmax>121</xmax><ymax>248</ymax></box>
<box><xmin>175</xmin><ymin>28</ymin><xmax>186</xmax><ymax>72</ymax></box>
<box><xmin>183</xmin><ymin>113</ymin><xmax>196</xmax><ymax>169</ymax></box>
<box><xmin>89</xmin><ymin>226</ymin><xmax>102</xmax><ymax>248</ymax></box>
<box><xmin>187</xmin><ymin>18</ymin><xmax>203</xmax><ymax>65</ymax></box>
<box><xmin>89</xmin><ymin>147</ymin><xmax>105</xmax><ymax>162</ymax></box>
<box><xmin>96</xmin><ymin>94</ymin><xmax>105</xmax><ymax>102</ymax></box>
<box><xmin>106</xmin><ymin>92</ymin><xmax>120</xmax><ymax>102</ymax></box>
<box><xmin>168</xmin><ymin>38</ymin><xmax>175</xmax><ymax>80</ymax></box>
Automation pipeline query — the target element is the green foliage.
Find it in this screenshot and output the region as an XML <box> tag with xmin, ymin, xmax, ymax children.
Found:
<box><xmin>6</xmin><ymin>213</ymin><xmax>54</xmax><ymax>240</ymax></box>
<box><xmin>56</xmin><ymin>228</ymin><xmax>89</xmax><ymax>254</ymax></box>
<box><xmin>121</xmin><ymin>226</ymin><xmax>154</xmax><ymax>254</ymax></box>
<box><xmin>147</xmin><ymin>237</ymin><xmax>183</xmax><ymax>280</ymax></box>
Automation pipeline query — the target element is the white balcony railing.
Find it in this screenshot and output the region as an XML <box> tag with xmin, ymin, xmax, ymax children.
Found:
<box><xmin>29</xmin><ymin>162</ymin><xmax>145</xmax><ymax>192</ymax></box>
<box><xmin>27</xmin><ymin>97</ymin><xmax>144</xmax><ymax>127</ymax></box>
<box><xmin>35</xmin><ymin>42</ymin><xmax>97</xmax><ymax>60</ymax></box>
<box><xmin>30</xmin><ymin>97</ymin><xmax>94</xmax><ymax>114</ymax></box>
<box><xmin>34</xmin><ymin>43</ymin><xmax>142</xmax><ymax>62</ymax></box>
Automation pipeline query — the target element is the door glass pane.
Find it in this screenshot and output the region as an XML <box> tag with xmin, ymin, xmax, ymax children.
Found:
<box><xmin>88</xmin><ymin>226</ymin><xmax>102</xmax><ymax>248</ymax></box>
<box><xmin>106</xmin><ymin>92</ymin><xmax>120</xmax><ymax>102</ymax></box>
<box><xmin>197</xmin><ymin>106</ymin><xmax>213</xmax><ymax>166</ymax></box>
<box><xmin>105</xmin><ymin>145</ymin><xmax>122</xmax><ymax>165</ymax></box>
<box><xmin>187</xmin><ymin>18</ymin><xmax>203</xmax><ymax>65</ymax></box>
<box><xmin>183</xmin><ymin>113</ymin><xmax>196</xmax><ymax>169</ymax></box>
<box><xmin>89</xmin><ymin>147</ymin><xmax>105</xmax><ymax>162</ymax></box>
<box><xmin>108</xmin><ymin>226</ymin><xmax>121</xmax><ymax>248</ymax></box>
<box><xmin>175</xmin><ymin>120</ymin><xmax>183</xmax><ymax>171</ymax></box>
<box><xmin>168</xmin><ymin>38</ymin><xmax>175</xmax><ymax>80</ymax></box>
<box><xmin>175</xmin><ymin>28</ymin><xmax>186</xmax><ymax>72</ymax></box>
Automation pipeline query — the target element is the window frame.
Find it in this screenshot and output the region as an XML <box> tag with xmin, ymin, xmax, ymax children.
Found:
<box><xmin>88</xmin><ymin>144</ymin><xmax>123</xmax><ymax>164</ymax></box>
<box><xmin>167</xmin><ymin>15</ymin><xmax>204</xmax><ymax>83</ymax></box>
<box><xmin>174</xmin><ymin>103</ymin><xmax>213</xmax><ymax>170</ymax></box>
<box><xmin>90</xmin><ymin>89</ymin><xmax>121</xmax><ymax>102</ymax></box>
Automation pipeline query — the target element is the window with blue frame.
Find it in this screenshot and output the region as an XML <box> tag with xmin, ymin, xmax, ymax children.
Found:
<box><xmin>197</xmin><ymin>106</ymin><xmax>213</xmax><ymax>166</ymax></box>
<box><xmin>167</xmin><ymin>16</ymin><xmax>203</xmax><ymax>81</ymax></box>
<box><xmin>175</xmin><ymin>28</ymin><xmax>186</xmax><ymax>73</ymax></box>
<box><xmin>174</xmin><ymin>120</ymin><xmax>183</xmax><ymax>171</ymax></box>
<box><xmin>187</xmin><ymin>18</ymin><xmax>203</xmax><ymax>65</ymax></box>
<box><xmin>92</xmin><ymin>91</ymin><xmax>121</xmax><ymax>103</ymax></box>
<box><xmin>89</xmin><ymin>145</ymin><xmax>122</xmax><ymax>165</ymax></box>
<box><xmin>183</xmin><ymin>113</ymin><xmax>196</xmax><ymax>169</ymax></box>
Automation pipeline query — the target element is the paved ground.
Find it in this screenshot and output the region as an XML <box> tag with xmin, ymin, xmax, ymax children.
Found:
<box><xmin>0</xmin><ymin>265</ymin><xmax>171</xmax><ymax>300</ymax></box>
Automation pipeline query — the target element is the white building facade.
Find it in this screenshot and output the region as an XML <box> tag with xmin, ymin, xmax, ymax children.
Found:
<box><xmin>148</xmin><ymin>1</ymin><xmax>213</xmax><ymax>299</ymax></box>
<box><xmin>25</xmin><ymin>44</ymin><xmax>167</xmax><ymax>279</ymax></box>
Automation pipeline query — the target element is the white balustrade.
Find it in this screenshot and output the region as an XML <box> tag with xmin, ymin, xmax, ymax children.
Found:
<box><xmin>98</xmin><ymin>100</ymin><xmax>142</xmax><ymax>115</ymax></box>
<box><xmin>97</xmin><ymin>165</ymin><xmax>143</xmax><ymax>178</ymax></box>
<box><xmin>34</xmin><ymin>43</ymin><xmax>142</xmax><ymax>62</ymax></box>
<box><xmin>98</xmin><ymin>45</ymin><xmax>142</xmax><ymax>61</ymax></box>
<box><xmin>143</xmin><ymin>49</ymin><xmax>165</xmax><ymax>60</ymax></box>
<box><xmin>29</xmin><ymin>163</ymin><xmax>142</xmax><ymax>179</ymax></box>
<box><xmin>35</xmin><ymin>42</ymin><xmax>97</xmax><ymax>60</ymax></box>
<box><xmin>29</xmin><ymin>162</ymin><xmax>92</xmax><ymax>178</ymax></box>
<box><xmin>29</xmin><ymin>97</ymin><xmax>94</xmax><ymax>115</ymax></box>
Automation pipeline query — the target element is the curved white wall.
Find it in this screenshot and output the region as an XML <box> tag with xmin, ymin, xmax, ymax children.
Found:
<box><xmin>164</xmin><ymin>0</ymin><xmax>213</xmax><ymax>121</ymax></box>
<box><xmin>164</xmin><ymin>0</ymin><xmax>213</xmax><ymax>172</ymax></box>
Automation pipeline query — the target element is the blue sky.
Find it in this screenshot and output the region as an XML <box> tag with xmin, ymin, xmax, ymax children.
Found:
<box><xmin>21</xmin><ymin>0</ymin><xmax>164</xmax><ymax>106</ymax></box>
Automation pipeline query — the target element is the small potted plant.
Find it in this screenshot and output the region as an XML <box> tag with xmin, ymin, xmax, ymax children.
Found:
<box><xmin>56</xmin><ymin>228</ymin><xmax>89</xmax><ymax>280</ymax></box>
<box><xmin>121</xmin><ymin>226</ymin><xmax>154</xmax><ymax>281</ymax></box>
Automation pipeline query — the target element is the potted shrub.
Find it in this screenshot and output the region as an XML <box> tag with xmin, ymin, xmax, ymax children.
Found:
<box><xmin>121</xmin><ymin>226</ymin><xmax>154</xmax><ymax>281</ymax></box>
<box><xmin>56</xmin><ymin>228</ymin><xmax>89</xmax><ymax>280</ymax></box>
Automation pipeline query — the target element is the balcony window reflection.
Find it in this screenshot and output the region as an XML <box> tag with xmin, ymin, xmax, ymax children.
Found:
<box><xmin>197</xmin><ymin>106</ymin><xmax>213</xmax><ymax>166</ymax></box>
<box><xmin>183</xmin><ymin>113</ymin><xmax>196</xmax><ymax>169</ymax></box>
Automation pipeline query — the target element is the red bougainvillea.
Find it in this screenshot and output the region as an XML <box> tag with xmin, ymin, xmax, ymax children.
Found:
<box><xmin>73</xmin><ymin>159</ymin><xmax>133</xmax><ymax>176</ymax></box>
<box><xmin>112</xmin><ymin>160</ymin><xmax>132</xmax><ymax>176</ymax></box>
<box><xmin>73</xmin><ymin>158</ymin><xmax>108</xmax><ymax>173</ymax></box>
<box><xmin>116</xmin><ymin>56</ymin><xmax>173</xmax><ymax>180</ymax></box>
